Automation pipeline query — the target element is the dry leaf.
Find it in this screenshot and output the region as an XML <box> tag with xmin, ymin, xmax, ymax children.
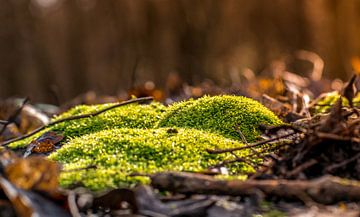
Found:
<box><xmin>5</xmin><ymin>157</ymin><xmax>60</xmax><ymax>193</ymax></box>
<box><xmin>24</xmin><ymin>131</ymin><xmax>64</xmax><ymax>158</ymax></box>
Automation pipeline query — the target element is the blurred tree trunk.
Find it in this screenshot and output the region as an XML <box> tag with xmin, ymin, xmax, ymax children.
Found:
<box><xmin>0</xmin><ymin>0</ymin><xmax>359</xmax><ymax>102</ymax></box>
<box><xmin>64</xmin><ymin>0</ymin><xmax>88</xmax><ymax>99</ymax></box>
<box><xmin>0</xmin><ymin>1</ymin><xmax>20</xmax><ymax>97</ymax></box>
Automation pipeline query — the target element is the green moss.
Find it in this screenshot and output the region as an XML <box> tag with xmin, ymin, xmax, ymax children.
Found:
<box><xmin>313</xmin><ymin>91</ymin><xmax>360</xmax><ymax>114</ymax></box>
<box><xmin>157</xmin><ymin>95</ymin><xmax>282</xmax><ymax>142</ymax></box>
<box><xmin>10</xmin><ymin>102</ymin><xmax>166</xmax><ymax>149</ymax></box>
<box><xmin>49</xmin><ymin>128</ymin><xmax>252</xmax><ymax>190</ymax></box>
<box><xmin>9</xmin><ymin>95</ymin><xmax>283</xmax><ymax>191</ymax></box>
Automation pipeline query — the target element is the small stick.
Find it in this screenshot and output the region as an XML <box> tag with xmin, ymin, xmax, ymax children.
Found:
<box><xmin>316</xmin><ymin>132</ymin><xmax>360</xmax><ymax>143</ymax></box>
<box><xmin>1</xmin><ymin>97</ymin><xmax>153</xmax><ymax>146</ymax></box>
<box><xmin>61</xmin><ymin>165</ymin><xmax>97</xmax><ymax>173</ymax></box>
<box><xmin>207</xmin><ymin>131</ymin><xmax>297</xmax><ymax>154</ymax></box>
<box><xmin>0</xmin><ymin>120</ymin><xmax>9</xmax><ymax>125</ymax></box>
<box><xmin>325</xmin><ymin>152</ymin><xmax>360</xmax><ymax>173</ymax></box>
<box><xmin>286</xmin><ymin>159</ymin><xmax>318</xmax><ymax>178</ymax></box>
<box><xmin>210</xmin><ymin>157</ymin><xmax>250</xmax><ymax>169</ymax></box>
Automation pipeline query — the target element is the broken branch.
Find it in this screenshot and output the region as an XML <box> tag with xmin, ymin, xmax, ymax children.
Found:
<box><xmin>151</xmin><ymin>172</ymin><xmax>360</xmax><ymax>204</ymax></box>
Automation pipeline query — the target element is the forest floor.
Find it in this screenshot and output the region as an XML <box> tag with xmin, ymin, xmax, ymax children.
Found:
<box><xmin>1</xmin><ymin>70</ymin><xmax>360</xmax><ymax>216</ymax></box>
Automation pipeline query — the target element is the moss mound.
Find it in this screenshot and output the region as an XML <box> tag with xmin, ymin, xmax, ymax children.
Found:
<box><xmin>49</xmin><ymin>128</ymin><xmax>251</xmax><ymax>190</ymax></box>
<box><xmin>157</xmin><ymin>95</ymin><xmax>282</xmax><ymax>142</ymax></box>
<box><xmin>10</xmin><ymin>102</ymin><xmax>166</xmax><ymax>148</ymax></box>
<box><xmin>9</xmin><ymin>96</ymin><xmax>282</xmax><ymax>190</ymax></box>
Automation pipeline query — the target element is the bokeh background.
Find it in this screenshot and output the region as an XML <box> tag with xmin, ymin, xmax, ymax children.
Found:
<box><xmin>1</xmin><ymin>0</ymin><xmax>360</xmax><ymax>103</ymax></box>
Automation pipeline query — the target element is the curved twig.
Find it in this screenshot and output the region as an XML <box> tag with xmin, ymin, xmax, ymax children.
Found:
<box><xmin>1</xmin><ymin>97</ymin><xmax>154</xmax><ymax>146</ymax></box>
<box><xmin>207</xmin><ymin>131</ymin><xmax>297</xmax><ymax>154</ymax></box>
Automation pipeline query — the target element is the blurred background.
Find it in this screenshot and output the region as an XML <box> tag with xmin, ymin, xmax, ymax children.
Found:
<box><xmin>1</xmin><ymin>0</ymin><xmax>360</xmax><ymax>104</ymax></box>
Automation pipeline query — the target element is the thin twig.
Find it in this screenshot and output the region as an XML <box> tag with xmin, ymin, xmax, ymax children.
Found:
<box><xmin>1</xmin><ymin>97</ymin><xmax>153</xmax><ymax>146</ymax></box>
<box><xmin>210</xmin><ymin>157</ymin><xmax>249</xmax><ymax>169</ymax></box>
<box><xmin>286</xmin><ymin>159</ymin><xmax>318</xmax><ymax>178</ymax></box>
<box><xmin>61</xmin><ymin>165</ymin><xmax>97</xmax><ymax>173</ymax></box>
<box><xmin>207</xmin><ymin>131</ymin><xmax>297</xmax><ymax>154</ymax></box>
<box><xmin>234</xmin><ymin>125</ymin><xmax>265</xmax><ymax>160</ymax></box>
<box><xmin>325</xmin><ymin>152</ymin><xmax>360</xmax><ymax>173</ymax></box>
<box><xmin>210</xmin><ymin>144</ymin><xmax>287</xmax><ymax>169</ymax></box>
<box><xmin>0</xmin><ymin>120</ymin><xmax>9</xmax><ymax>125</ymax></box>
<box><xmin>316</xmin><ymin>132</ymin><xmax>360</xmax><ymax>143</ymax></box>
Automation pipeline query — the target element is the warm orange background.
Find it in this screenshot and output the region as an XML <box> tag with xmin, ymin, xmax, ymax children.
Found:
<box><xmin>1</xmin><ymin>0</ymin><xmax>360</xmax><ymax>102</ymax></box>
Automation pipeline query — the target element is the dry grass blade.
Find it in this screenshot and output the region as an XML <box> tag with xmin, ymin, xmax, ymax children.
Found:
<box><xmin>207</xmin><ymin>131</ymin><xmax>297</xmax><ymax>154</ymax></box>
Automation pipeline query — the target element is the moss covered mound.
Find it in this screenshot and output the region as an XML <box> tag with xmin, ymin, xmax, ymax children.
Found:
<box><xmin>8</xmin><ymin>96</ymin><xmax>282</xmax><ymax>191</ymax></box>
<box><xmin>157</xmin><ymin>95</ymin><xmax>282</xmax><ymax>142</ymax></box>
<box><xmin>10</xmin><ymin>102</ymin><xmax>166</xmax><ymax>148</ymax></box>
<box><xmin>49</xmin><ymin>128</ymin><xmax>251</xmax><ymax>190</ymax></box>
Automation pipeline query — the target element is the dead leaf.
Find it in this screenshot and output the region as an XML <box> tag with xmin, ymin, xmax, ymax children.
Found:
<box><xmin>5</xmin><ymin>157</ymin><xmax>60</xmax><ymax>193</ymax></box>
<box><xmin>24</xmin><ymin>131</ymin><xmax>64</xmax><ymax>158</ymax></box>
<box><xmin>0</xmin><ymin>176</ymin><xmax>70</xmax><ymax>217</ymax></box>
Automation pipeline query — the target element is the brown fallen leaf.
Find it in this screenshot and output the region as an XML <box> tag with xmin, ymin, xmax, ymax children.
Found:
<box><xmin>4</xmin><ymin>156</ymin><xmax>60</xmax><ymax>193</ymax></box>
<box><xmin>24</xmin><ymin>131</ymin><xmax>64</xmax><ymax>158</ymax></box>
<box><xmin>0</xmin><ymin>175</ymin><xmax>70</xmax><ymax>217</ymax></box>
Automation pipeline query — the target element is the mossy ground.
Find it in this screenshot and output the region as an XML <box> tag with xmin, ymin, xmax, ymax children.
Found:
<box><xmin>49</xmin><ymin>128</ymin><xmax>251</xmax><ymax>190</ymax></box>
<box><xmin>157</xmin><ymin>95</ymin><xmax>282</xmax><ymax>142</ymax></box>
<box><xmin>10</xmin><ymin>96</ymin><xmax>282</xmax><ymax>191</ymax></box>
<box><xmin>10</xmin><ymin>102</ymin><xmax>166</xmax><ymax>149</ymax></box>
<box><xmin>314</xmin><ymin>91</ymin><xmax>360</xmax><ymax>114</ymax></box>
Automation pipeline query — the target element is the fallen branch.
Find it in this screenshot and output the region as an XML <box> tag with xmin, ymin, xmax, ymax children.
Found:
<box><xmin>1</xmin><ymin>97</ymin><xmax>154</xmax><ymax>146</ymax></box>
<box><xmin>151</xmin><ymin>172</ymin><xmax>360</xmax><ymax>204</ymax></box>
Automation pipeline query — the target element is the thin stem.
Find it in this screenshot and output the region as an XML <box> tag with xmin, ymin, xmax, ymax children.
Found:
<box><xmin>207</xmin><ymin>131</ymin><xmax>297</xmax><ymax>154</ymax></box>
<box><xmin>1</xmin><ymin>97</ymin><xmax>153</xmax><ymax>146</ymax></box>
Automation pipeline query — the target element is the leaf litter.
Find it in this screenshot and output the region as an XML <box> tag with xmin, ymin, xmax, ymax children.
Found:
<box><xmin>0</xmin><ymin>72</ymin><xmax>360</xmax><ymax>216</ymax></box>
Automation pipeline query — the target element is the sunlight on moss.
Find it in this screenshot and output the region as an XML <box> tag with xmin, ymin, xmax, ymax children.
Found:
<box><xmin>9</xmin><ymin>101</ymin><xmax>166</xmax><ymax>148</ymax></box>
<box><xmin>49</xmin><ymin>128</ymin><xmax>252</xmax><ymax>190</ymax></box>
<box><xmin>157</xmin><ymin>95</ymin><xmax>282</xmax><ymax>142</ymax></box>
<box><xmin>313</xmin><ymin>91</ymin><xmax>360</xmax><ymax>114</ymax></box>
<box><xmin>9</xmin><ymin>95</ymin><xmax>283</xmax><ymax>191</ymax></box>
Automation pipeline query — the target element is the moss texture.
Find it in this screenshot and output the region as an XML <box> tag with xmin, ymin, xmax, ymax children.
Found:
<box><xmin>10</xmin><ymin>102</ymin><xmax>166</xmax><ymax>148</ymax></box>
<box><xmin>157</xmin><ymin>95</ymin><xmax>282</xmax><ymax>142</ymax></box>
<box><xmin>9</xmin><ymin>96</ymin><xmax>282</xmax><ymax>190</ymax></box>
<box><xmin>49</xmin><ymin>128</ymin><xmax>251</xmax><ymax>190</ymax></box>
